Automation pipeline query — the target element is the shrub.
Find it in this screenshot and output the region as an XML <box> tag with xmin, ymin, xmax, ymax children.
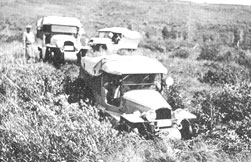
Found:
<box><xmin>199</xmin><ymin>62</ymin><xmax>250</xmax><ymax>86</ymax></box>
<box><xmin>197</xmin><ymin>44</ymin><xmax>220</xmax><ymax>61</ymax></box>
<box><xmin>0</xmin><ymin>61</ymin><xmax>122</xmax><ymax>161</ymax></box>
<box><xmin>140</xmin><ymin>39</ymin><xmax>166</xmax><ymax>53</ymax></box>
<box><xmin>162</xmin><ymin>26</ymin><xmax>169</xmax><ymax>40</ymax></box>
<box><xmin>197</xmin><ymin>45</ymin><xmax>251</xmax><ymax>69</ymax></box>
<box><xmin>191</xmin><ymin>83</ymin><xmax>251</xmax><ymax>154</ymax></box>
<box><xmin>170</xmin><ymin>48</ymin><xmax>190</xmax><ymax>59</ymax></box>
<box><xmin>236</xmin><ymin>50</ymin><xmax>251</xmax><ymax>68</ymax></box>
<box><xmin>163</xmin><ymin>83</ymin><xmax>185</xmax><ymax>110</ymax></box>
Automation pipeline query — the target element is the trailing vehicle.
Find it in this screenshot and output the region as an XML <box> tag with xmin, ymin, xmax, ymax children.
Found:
<box><xmin>88</xmin><ymin>27</ymin><xmax>141</xmax><ymax>53</ymax></box>
<box><xmin>78</xmin><ymin>54</ymin><xmax>196</xmax><ymax>139</ymax></box>
<box><xmin>36</xmin><ymin>16</ymin><xmax>88</xmax><ymax>65</ymax></box>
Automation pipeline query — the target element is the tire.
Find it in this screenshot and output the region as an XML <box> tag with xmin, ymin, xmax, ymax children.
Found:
<box><xmin>179</xmin><ymin>119</ymin><xmax>193</xmax><ymax>140</ymax></box>
<box><xmin>53</xmin><ymin>48</ymin><xmax>63</xmax><ymax>68</ymax></box>
<box><xmin>44</xmin><ymin>47</ymin><xmax>51</xmax><ymax>62</ymax></box>
<box><xmin>84</xmin><ymin>87</ymin><xmax>95</xmax><ymax>106</ymax></box>
<box><xmin>38</xmin><ymin>48</ymin><xmax>43</xmax><ymax>61</ymax></box>
<box><xmin>117</xmin><ymin>119</ymin><xmax>131</xmax><ymax>132</ymax></box>
<box><xmin>67</xmin><ymin>78</ymin><xmax>86</xmax><ymax>104</ymax></box>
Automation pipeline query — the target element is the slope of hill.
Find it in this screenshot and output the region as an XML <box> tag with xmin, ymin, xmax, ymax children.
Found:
<box><xmin>1</xmin><ymin>0</ymin><xmax>251</xmax><ymax>45</ymax></box>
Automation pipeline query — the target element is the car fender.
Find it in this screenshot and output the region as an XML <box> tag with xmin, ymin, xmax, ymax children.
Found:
<box><xmin>173</xmin><ymin>108</ymin><xmax>196</xmax><ymax>122</ymax></box>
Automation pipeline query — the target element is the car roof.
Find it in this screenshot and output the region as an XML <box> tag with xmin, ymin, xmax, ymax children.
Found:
<box><xmin>82</xmin><ymin>54</ymin><xmax>167</xmax><ymax>76</ymax></box>
<box><xmin>98</xmin><ymin>27</ymin><xmax>141</xmax><ymax>39</ymax></box>
<box><xmin>37</xmin><ymin>16</ymin><xmax>82</xmax><ymax>28</ymax></box>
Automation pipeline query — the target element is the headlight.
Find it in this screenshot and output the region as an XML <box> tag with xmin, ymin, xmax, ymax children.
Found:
<box><xmin>142</xmin><ymin>110</ymin><xmax>156</xmax><ymax>121</ymax></box>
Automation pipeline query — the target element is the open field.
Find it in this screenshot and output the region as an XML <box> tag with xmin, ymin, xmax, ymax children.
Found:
<box><xmin>1</xmin><ymin>0</ymin><xmax>251</xmax><ymax>161</ymax></box>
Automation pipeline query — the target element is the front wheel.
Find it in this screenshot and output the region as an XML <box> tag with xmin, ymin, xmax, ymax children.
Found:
<box><xmin>43</xmin><ymin>47</ymin><xmax>51</xmax><ymax>62</ymax></box>
<box><xmin>179</xmin><ymin>119</ymin><xmax>193</xmax><ymax>140</ymax></box>
<box><xmin>52</xmin><ymin>48</ymin><xmax>64</xmax><ymax>68</ymax></box>
<box><xmin>38</xmin><ymin>48</ymin><xmax>43</xmax><ymax>61</ymax></box>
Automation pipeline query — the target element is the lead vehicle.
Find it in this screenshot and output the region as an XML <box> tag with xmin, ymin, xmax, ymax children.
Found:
<box><xmin>36</xmin><ymin>16</ymin><xmax>88</xmax><ymax>65</ymax></box>
<box><xmin>79</xmin><ymin>54</ymin><xmax>196</xmax><ymax>139</ymax></box>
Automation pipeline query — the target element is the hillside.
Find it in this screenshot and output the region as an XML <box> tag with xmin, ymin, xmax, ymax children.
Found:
<box><xmin>1</xmin><ymin>0</ymin><xmax>251</xmax><ymax>46</ymax></box>
<box><xmin>1</xmin><ymin>0</ymin><xmax>251</xmax><ymax>161</ymax></box>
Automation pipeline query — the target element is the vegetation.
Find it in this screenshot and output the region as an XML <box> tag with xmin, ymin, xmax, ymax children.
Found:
<box><xmin>1</xmin><ymin>0</ymin><xmax>251</xmax><ymax>161</ymax></box>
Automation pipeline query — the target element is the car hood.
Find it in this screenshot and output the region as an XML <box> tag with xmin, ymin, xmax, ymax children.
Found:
<box><xmin>50</xmin><ymin>35</ymin><xmax>77</xmax><ymax>48</ymax></box>
<box><xmin>122</xmin><ymin>89</ymin><xmax>171</xmax><ymax>112</ymax></box>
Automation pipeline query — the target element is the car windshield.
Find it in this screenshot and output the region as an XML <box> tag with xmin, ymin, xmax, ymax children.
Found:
<box><xmin>121</xmin><ymin>74</ymin><xmax>161</xmax><ymax>89</ymax></box>
<box><xmin>51</xmin><ymin>25</ymin><xmax>78</xmax><ymax>34</ymax></box>
<box><xmin>99</xmin><ymin>31</ymin><xmax>111</xmax><ymax>38</ymax></box>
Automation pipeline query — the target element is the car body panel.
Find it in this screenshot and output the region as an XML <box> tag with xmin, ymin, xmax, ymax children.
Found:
<box><xmin>123</xmin><ymin>90</ymin><xmax>171</xmax><ymax>111</ymax></box>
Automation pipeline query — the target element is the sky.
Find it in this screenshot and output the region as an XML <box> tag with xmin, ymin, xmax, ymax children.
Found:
<box><xmin>183</xmin><ymin>0</ymin><xmax>251</xmax><ymax>6</ymax></box>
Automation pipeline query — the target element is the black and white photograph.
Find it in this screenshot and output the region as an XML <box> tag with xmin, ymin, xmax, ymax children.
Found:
<box><xmin>0</xmin><ymin>0</ymin><xmax>251</xmax><ymax>161</ymax></box>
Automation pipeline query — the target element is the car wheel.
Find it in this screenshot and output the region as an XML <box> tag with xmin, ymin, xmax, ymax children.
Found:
<box><xmin>44</xmin><ymin>47</ymin><xmax>50</xmax><ymax>62</ymax></box>
<box><xmin>53</xmin><ymin>48</ymin><xmax>62</xmax><ymax>68</ymax></box>
<box><xmin>179</xmin><ymin>119</ymin><xmax>193</xmax><ymax>140</ymax></box>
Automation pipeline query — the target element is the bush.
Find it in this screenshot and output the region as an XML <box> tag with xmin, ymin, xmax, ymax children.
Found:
<box><xmin>163</xmin><ymin>83</ymin><xmax>185</xmax><ymax>110</ymax></box>
<box><xmin>140</xmin><ymin>39</ymin><xmax>166</xmax><ymax>53</ymax></box>
<box><xmin>162</xmin><ymin>26</ymin><xmax>169</xmax><ymax>40</ymax></box>
<box><xmin>191</xmin><ymin>83</ymin><xmax>251</xmax><ymax>154</ymax></box>
<box><xmin>197</xmin><ymin>44</ymin><xmax>220</xmax><ymax>61</ymax></box>
<box><xmin>197</xmin><ymin>45</ymin><xmax>251</xmax><ymax>70</ymax></box>
<box><xmin>170</xmin><ymin>48</ymin><xmax>190</xmax><ymax>59</ymax></box>
<box><xmin>199</xmin><ymin>62</ymin><xmax>250</xmax><ymax>86</ymax></box>
<box><xmin>1</xmin><ymin>42</ymin><xmax>251</xmax><ymax>161</ymax></box>
<box><xmin>0</xmin><ymin>61</ymin><xmax>122</xmax><ymax>161</ymax></box>
<box><xmin>236</xmin><ymin>50</ymin><xmax>251</xmax><ymax>68</ymax></box>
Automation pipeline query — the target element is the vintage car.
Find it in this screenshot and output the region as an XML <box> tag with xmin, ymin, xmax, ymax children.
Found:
<box><xmin>36</xmin><ymin>16</ymin><xmax>88</xmax><ymax>65</ymax></box>
<box><xmin>88</xmin><ymin>27</ymin><xmax>141</xmax><ymax>53</ymax></box>
<box><xmin>79</xmin><ymin>54</ymin><xmax>196</xmax><ymax>139</ymax></box>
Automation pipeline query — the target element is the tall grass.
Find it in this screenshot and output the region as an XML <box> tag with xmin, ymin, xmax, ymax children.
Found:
<box><xmin>0</xmin><ymin>41</ymin><xmax>25</xmax><ymax>65</ymax></box>
<box><xmin>1</xmin><ymin>40</ymin><xmax>251</xmax><ymax>162</ymax></box>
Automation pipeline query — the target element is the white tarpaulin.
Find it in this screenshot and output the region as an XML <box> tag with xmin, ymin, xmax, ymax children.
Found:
<box><xmin>81</xmin><ymin>54</ymin><xmax>167</xmax><ymax>76</ymax></box>
<box><xmin>39</xmin><ymin>16</ymin><xmax>82</xmax><ymax>28</ymax></box>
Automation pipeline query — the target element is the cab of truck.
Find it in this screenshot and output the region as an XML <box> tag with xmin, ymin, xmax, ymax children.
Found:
<box><xmin>79</xmin><ymin>54</ymin><xmax>196</xmax><ymax>139</ymax></box>
<box><xmin>36</xmin><ymin>16</ymin><xmax>88</xmax><ymax>65</ymax></box>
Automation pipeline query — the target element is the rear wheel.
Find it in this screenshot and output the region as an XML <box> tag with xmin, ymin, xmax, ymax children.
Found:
<box><xmin>68</xmin><ymin>78</ymin><xmax>95</xmax><ymax>106</ymax></box>
<box><xmin>44</xmin><ymin>47</ymin><xmax>51</xmax><ymax>62</ymax></box>
<box><xmin>83</xmin><ymin>86</ymin><xmax>95</xmax><ymax>106</ymax></box>
<box><xmin>118</xmin><ymin>118</ymin><xmax>131</xmax><ymax>132</ymax></box>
